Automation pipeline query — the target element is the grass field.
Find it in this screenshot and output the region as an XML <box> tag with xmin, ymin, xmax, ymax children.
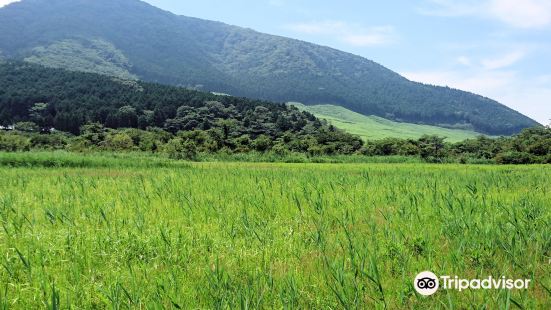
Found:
<box><xmin>0</xmin><ymin>153</ymin><xmax>549</xmax><ymax>308</ymax></box>
<box><xmin>290</xmin><ymin>102</ymin><xmax>484</xmax><ymax>142</ymax></box>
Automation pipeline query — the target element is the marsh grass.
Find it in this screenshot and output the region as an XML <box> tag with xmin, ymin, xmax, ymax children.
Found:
<box><xmin>0</xmin><ymin>151</ymin><xmax>422</xmax><ymax>168</ymax></box>
<box><xmin>0</xmin><ymin>152</ymin><xmax>192</xmax><ymax>169</ymax></box>
<box><xmin>0</xmin><ymin>154</ymin><xmax>549</xmax><ymax>308</ymax></box>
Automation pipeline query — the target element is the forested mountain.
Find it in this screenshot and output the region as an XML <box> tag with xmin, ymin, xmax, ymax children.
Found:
<box><xmin>0</xmin><ymin>62</ymin><xmax>363</xmax><ymax>154</ymax></box>
<box><xmin>0</xmin><ymin>0</ymin><xmax>539</xmax><ymax>135</ymax></box>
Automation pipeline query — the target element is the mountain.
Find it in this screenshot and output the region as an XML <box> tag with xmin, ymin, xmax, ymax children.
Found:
<box><xmin>0</xmin><ymin>0</ymin><xmax>539</xmax><ymax>135</ymax></box>
<box><xmin>290</xmin><ymin>103</ymin><xmax>483</xmax><ymax>142</ymax></box>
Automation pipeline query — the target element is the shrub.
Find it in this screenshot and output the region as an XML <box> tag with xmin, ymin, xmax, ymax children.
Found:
<box><xmin>271</xmin><ymin>143</ymin><xmax>289</xmax><ymax>156</ymax></box>
<box><xmin>163</xmin><ymin>138</ymin><xmax>198</xmax><ymax>160</ymax></box>
<box><xmin>495</xmin><ymin>152</ymin><xmax>537</xmax><ymax>164</ymax></box>
<box><xmin>307</xmin><ymin>145</ymin><xmax>323</xmax><ymax>157</ymax></box>
<box><xmin>252</xmin><ymin>135</ymin><xmax>272</xmax><ymax>152</ymax></box>
<box><xmin>29</xmin><ymin>132</ymin><xmax>71</xmax><ymax>150</ymax></box>
<box><xmin>104</xmin><ymin>132</ymin><xmax>134</xmax><ymax>151</ymax></box>
<box><xmin>0</xmin><ymin>132</ymin><xmax>31</xmax><ymax>151</ymax></box>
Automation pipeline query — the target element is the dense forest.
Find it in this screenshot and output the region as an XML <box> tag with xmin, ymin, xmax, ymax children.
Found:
<box><xmin>0</xmin><ymin>0</ymin><xmax>538</xmax><ymax>135</ymax></box>
<box><xmin>0</xmin><ymin>62</ymin><xmax>363</xmax><ymax>156</ymax></box>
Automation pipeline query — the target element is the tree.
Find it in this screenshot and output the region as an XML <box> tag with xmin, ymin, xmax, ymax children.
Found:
<box><xmin>163</xmin><ymin>137</ymin><xmax>198</xmax><ymax>160</ymax></box>
<box><xmin>117</xmin><ymin>105</ymin><xmax>138</xmax><ymax>128</ymax></box>
<box><xmin>252</xmin><ymin>135</ymin><xmax>272</xmax><ymax>152</ymax></box>
<box><xmin>80</xmin><ymin>123</ymin><xmax>107</xmax><ymax>147</ymax></box>
<box><xmin>105</xmin><ymin>132</ymin><xmax>134</xmax><ymax>150</ymax></box>
<box><xmin>495</xmin><ymin>152</ymin><xmax>536</xmax><ymax>164</ymax></box>
<box><xmin>14</xmin><ymin>122</ymin><xmax>39</xmax><ymax>132</ymax></box>
<box><xmin>138</xmin><ymin>110</ymin><xmax>155</xmax><ymax>129</ymax></box>
<box><xmin>419</xmin><ymin>135</ymin><xmax>446</xmax><ymax>162</ymax></box>
<box><xmin>216</xmin><ymin>119</ymin><xmax>237</xmax><ymax>142</ymax></box>
<box><xmin>29</xmin><ymin>102</ymin><xmax>51</xmax><ymax>130</ymax></box>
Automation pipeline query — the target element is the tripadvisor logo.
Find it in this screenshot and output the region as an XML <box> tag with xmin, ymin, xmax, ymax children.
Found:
<box><xmin>414</xmin><ymin>271</ymin><xmax>439</xmax><ymax>296</ymax></box>
<box><xmin>414</xmin><ymin>271</ymin><xmax>531</xmax><ymax>296</ymax></box>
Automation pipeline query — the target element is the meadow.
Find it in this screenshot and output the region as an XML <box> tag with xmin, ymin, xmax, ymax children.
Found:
<box><xmin>290</xmin><ymin>103</ymin><xmax>482</xmax><ymax>142</ymax></box>
<box><xmin>0</xmin><ymin>153</ymin><xmax>549</xmax><ymax>308</ymax></box>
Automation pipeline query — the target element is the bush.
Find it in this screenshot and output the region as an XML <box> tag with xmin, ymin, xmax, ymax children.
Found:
<box><xmin>104</xmin><ymin>132</ymin><xmax>134</xmax><ymax>151</ymax></box>
<box><xmin>252</xmin><ymin>135</ymin><xmax>272</xmax><ymax>152</ymax></box>
<box><xmin>495</xmin><ymin>152</ymin><xmax>537</xmax><ymax>164</ymax></box>
<box><xmin>0</xmin><ymin>132</ymin><xmax>31</xmax><ymax>151</ymax></box>
<box><xmin>163</xmin><ymin>138</ymin><xmax>198</xmax><ymax>160</ymax></box>
<box><xmin>29</xmin><ymin>132</ymin><xmax>70</xmax><ymax>150</ymax></box>
<box><xmin>307</xmin><ymin>145</ymin><xmax>323</xmax><ymax>157</ymax></box>
<box><xmin>271</xmin><ymin>143</ymin><xmax>289</xmax><ymax>156</ymax></box>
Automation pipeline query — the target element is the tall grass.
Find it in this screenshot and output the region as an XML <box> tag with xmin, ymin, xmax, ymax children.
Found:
<box><xmin>0</xmin><ymin>151</ymin><xmax>424</xmax><ymax>167</ymax></box>
<box><xmin>0</xmin><ymin>157</ymin><xmax>549</xmax><ymax>308</ymax></box>
<box><xmin>197</xmin><ymin>152</ymin><xmax>422</xmax><ymax>164</ymax></box>
<box><xmin>0</xmin><ymin>151</ymin><xmax>192</xmax><ymax>168</ymax></box>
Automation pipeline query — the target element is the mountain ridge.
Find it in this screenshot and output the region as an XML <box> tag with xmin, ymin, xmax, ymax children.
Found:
<box><xmin>0</xmin><ymin>0</ymin><xmax>539</xmax><ymax>135</ymax></box>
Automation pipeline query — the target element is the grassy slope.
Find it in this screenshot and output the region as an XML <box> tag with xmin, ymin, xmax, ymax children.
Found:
<box><xmin>291</xmin><ymin>102</ymin><xmax>484</xmax><ymax>142</ymax></box>
<box><xmin>0</xmin><ymin>153</ymin><xmax>549</xmax><ymax>308</ymax></box>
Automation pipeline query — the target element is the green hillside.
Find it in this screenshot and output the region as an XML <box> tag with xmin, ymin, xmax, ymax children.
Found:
<box><xmin>0</xmin><ymin>0</ymin><xmax>538</xmax><ymax>135</ymax></box>
<box><xmin>290</xmin><ymin>103</ymin><xmax>483</xmax><ymax>142</ymax></box>
<box><xmin>24</xmin><ymin>39</ymin><xmax>137</xmax><ymax>80</ymax></box>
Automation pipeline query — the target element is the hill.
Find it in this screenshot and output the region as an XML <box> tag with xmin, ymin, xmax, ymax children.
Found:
<box><xmin>0</xmin><ymin>0</ymin><xmax>539</xmax><ymax>135</ymax></box>
<box><xmin>0</xmin><ymin>62</ymin><xmax>363</xmax><ymax>154</ymax></box>
<box><xmin>290</xmin><ymin>103</ymin><xmax>484</xmax><ymax>142</ymax></box>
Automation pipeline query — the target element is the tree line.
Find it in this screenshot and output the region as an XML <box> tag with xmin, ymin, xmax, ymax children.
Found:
<box><xmin>1</xmin><ymin>122</ymin><xmax>549</xmax><ymax>164</ymax></box>
<box><xmin>360</xmin><ymin>126</ymin><xmax>550</xmax><ymax>164</ymax></box>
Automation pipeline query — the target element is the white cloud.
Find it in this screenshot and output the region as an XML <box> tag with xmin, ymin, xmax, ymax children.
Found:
<box><xmin>285</xmin><ymin>21</ymin><xmax>396</xmax><ymax>47</ymax></box>
<box><xmin>420</xmin><ymin>0</ymin><xmax>479</xmax><ymax>16</ymax></box>
<box><xmin>342</xmin><ymin>27</ymin><xmax>395</xmax><ymax>46</ymax></box>
<box><xmin>401</xmin><ymin>69</ymin><xmax>550</xmax><ymax>124</ymax></box>
<box><xmin>0</xmin><ymin>0</ymin><xmax>19</xmax><ymax>7</ymax></box>
<box><xmin>481</xmin><ymin>50</ymin><xmax>525</xmax><ymax>70</ymax></box>
<box><xmin>457</xmin><ymin>56</ymin><xmax>472</xmax><ymax>66</ymax></box>
<box><xmin>489</xmin><ymin>0</ymin><xmax>551</xmax><ymax>28</ymax></box>
<box><xmin>422</xmin><ymin>0</ymin><xmax>551</xmax><ymax>29</ymax></box>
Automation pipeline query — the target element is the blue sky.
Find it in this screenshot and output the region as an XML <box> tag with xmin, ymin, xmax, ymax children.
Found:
<box><xmin>1</xmin><ymin>0</ymin><xmax>550</xmax><ymax>124</ymax></box>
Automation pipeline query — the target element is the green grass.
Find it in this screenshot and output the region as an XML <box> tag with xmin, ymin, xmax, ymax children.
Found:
<box><xmin>0</xmin><ymin>151</ymin><xmax>192</xmax><ymax>168</ymax></box>
<box><xmin>0</xmin><ymin>151</ymin><xmax>425</xmax><ymax>167</ymax></box>
<box><xmin>0</xmin><ymin>153</ymin><xmax>549</xmax><ymax>308</ymax></box>
<box><xmin>291</xmin><ymin>102</ymin><xmax>485</xmax><ymax>142</ymax></box>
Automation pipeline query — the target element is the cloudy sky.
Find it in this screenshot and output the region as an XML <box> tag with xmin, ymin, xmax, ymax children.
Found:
<box><xmin>2</xmin><ymin>0</ymin><xmax>550</xmax><ymax>124</ymax></box>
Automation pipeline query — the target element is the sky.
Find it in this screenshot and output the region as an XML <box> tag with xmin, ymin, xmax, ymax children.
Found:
<box><xmin>1</xmin><ymin>0</ymin><xmax>550</xmax><ymax>124</ymax></box>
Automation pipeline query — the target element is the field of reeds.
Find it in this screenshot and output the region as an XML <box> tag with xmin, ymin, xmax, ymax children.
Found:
<box><xmin>0</xmin><ymin>152</ymin><xmax>549</xmax><ymax>308</ymax></box>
